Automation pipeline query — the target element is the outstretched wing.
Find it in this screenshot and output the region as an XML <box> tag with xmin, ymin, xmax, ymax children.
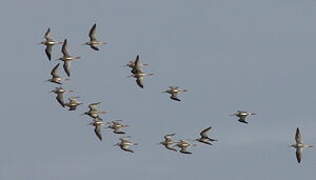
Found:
<box><xmin>56</xmin><ymin>93</ymin><xmax>65</xmax><ymax>108</ymax></box>
<box><xmin>164</xmin><ymin>133</ymin><xmax>176</xmax><ymax>141</ymax></box>
<box><xmin>61</xmin><ymin>39</ymin><xmax>70</xmax><ymax>57</ymax></box>
<box><xmin>136</xmin><ymin>78</ymin><xmax>144</xmax><ymax>88</ymax></box>
<box><xmin>296</xmin><ymin>148</ymin><xmax>302</xmax><ymax>163</ymax></box>
<box><xmin>200</xmin><ymin>126</ymin><xmax>211</xmax><ymax>138</ymax></box>
<box><xmin>94</xmin><ymin>125</ymin><xmax>102</xmax><ymax>141</ymax></box>
<box><xmin>63</xmin><ymin>61</ymin><xmax>71</xmax><ymax>77</ymax></box>
<box><xmin>44</xmin><ymin>28</ymin><xmax>52</xmax><ymax>40</ymax></box>
<box><xmin>89</xmin><ymin>102</ymin><xmax>101</xmax><ymax>111</ymax></box>
<box><xmin>51</xmin><ymin>63</ymin><xmax>60</xmax><ymax>77</ymax></box>
<box><xmin>295</xmin><ymin>128</ymin><xmax>303</xmax><ymax>144</ymax></box>
<box><xmin>45</xmin><ymin>45</ymin><xmax>53</xmax><ymax>60</ymax></box>
<box><xmin>89</xmin><ymin>23</ymin><xmax>97</xmax><ymax>41</ymax></box>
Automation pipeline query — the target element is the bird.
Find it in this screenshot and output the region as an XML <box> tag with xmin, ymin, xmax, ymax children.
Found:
<box><xmin>39</xmin><ymin>28</ymin><xmax>63</xmax><ymax>60</ymax></box>
<box><xmin>64</xmin><ymin>96</ymin><xmax>82</xmax><ymax>111</ymax></box>
<box><xmin>46</xmin><ymin>63</ymin><xmax>69</xmax><ymax>84</ymax></box>
<box><xmin>82</xmin><ymin>102</ymin><xmax>107</xmax><ymax>119</ymax></box>
<box><xmin>128</xmin><ymin>72</ymin><xmax>154</xmax><ymax>88</ymax></box>
<box><xmin>83</xmin><ymin>23</ymin><xmax>106</xmax><ymax>51</ymax></box>
<box><xmin>174</xmin><ymin>140</ymin><xmax>195</xmax><ymax>154</ymax></box>
<box><xmin>50</xmin><ymin>87</ymin><xmax>73</xmax><ymax>108</ymax></box>
<box><xmin>124</xmin><ymin>55</ymin><xmax>148</xmax><ymax>71</ymax></box>
<box><xmin>89</xmin><ymin>118</ymin><xmax>106</xmax><ymax>141</ymax></box>
<box><xmin>159</xmin><ymin>133</ymin><xmax>177</xmax><ymax>152</ymax></box>
<box><xmin>196</xmin><ymin>126</ymin><xmax>218</xmax><ymax>145</ymax></box>
<box><xmin>107</xmin><ymin>120</ymin><xmax>128</xmax><ymax>134</ymax></box>
<box><xmin>290</xmin><ymin>128</ymin><xmax>313</xmax><ymax>163</ymax></box>
<box><xmin>162</xmin><ymin>86</ymin><xmax>188</xmax><ymax>101</ymax></box>
<box><xmin>230</xmin><ymin>110</ymin><xmax>256</xmax><ymax>124</ymax></box>
<box><xmin>130</xmin><ymin>55</ymin><xmax>148</xmax><ymax>74</ymax></box>
<box><xmin>56</xmin><ymin>39</ymin><xmax>80</xmax><ymax>77</ymax></box>
<box><xmin>114</xmin><ymin>137</ymin><xmax>138</xmax><ymax>153</ymax></box>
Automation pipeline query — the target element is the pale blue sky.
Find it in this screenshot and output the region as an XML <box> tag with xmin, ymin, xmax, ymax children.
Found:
<box><xmin>0</xmin><ymin>0</ymin><xmax>316</xmax><ymax>179</ymax></box>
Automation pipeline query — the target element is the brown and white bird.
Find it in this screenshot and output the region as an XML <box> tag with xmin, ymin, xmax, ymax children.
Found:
<box><xmin>159</xmin><ymin>133</ymin><xmax>177</xmax><ymax>152</ymax></box>
<box><xmin>174</xmin><ymin>140</ymin><xmax>196</xmax><ymax>154</ymax></box>
<box><xmin>50</xmin><ymin>87</ymin><xmax>73</xmax><ymax>108</ymax></box>
<box><xmin>290</xmin><ymin>128</ymin><xmax>313</xmax><ymax>163</ymax></box>
<box><xmin>56</xmin><ymin>39</ymin><xmax>80</xmax><ymax>77</ymax></box>
<box><xmin>230</xmin><ymin>110</ymin><xmax>256</xmax><ymax>124</ymax></box>
<box><xmin>82</xmin><ymin>102</ymin><xmax>107</xmax><ymax>119</ymax></box>
<box><xmin>107</xmin><ymin>120</ymin><xmax>128</xmax><ymax>134</ymax></box>
<box><xmin>114</xmin><ymin>137</ymin><xmax>138</xmax><ymax>153</ymax></box>
<box><xmin>124</xmin><ymin>55</ymin><xmax>148</xmax><ymax>72</ymax></box>
<box><xmin>46</xmin><ymin>63</ymin><xmax>69</xmax><ymax>84</ymax></box>
<box><xmin>39</xmin><ymin>28</ymin><xmax>62</xmax><ymax>60</ymax></box>
<box><xmin>64</xmin><ymin>96</ymin><xmax>82</xmax><ymax>111</ymax></box>
<box><xmin>89</xmin><ymin>118</ymin><xmax>106</xmax><ymax>141</ymax></box>
<box><xmin>128</xmin><ymin>72</ymin><xmax>154</xmax><ymax>89</ymax></box>
<box><xmin>83</xmin><ymin>23</ymin><xmax>106</xmax><ymax>51</ymax></box>
<box><xmin>162</xmin><ymin>86</ymin><xmax>188</xmax><ymax>101</ymax></box>
<box><xmin>196</xmin><ymin>126</ymin><xmax>218</xmax><ymax>145</ymax></box>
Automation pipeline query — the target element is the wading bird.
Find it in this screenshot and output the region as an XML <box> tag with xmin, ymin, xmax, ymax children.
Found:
<box><xmin>290</xmin><ymin>128</ymin><xmax>313</xmax><ymax>163</ymax></box>
<box><xmin>82</xmin><ymin>102</ymin><xmax>107</xmax><ymax>119</ymax></box>
<box><xmin>196</xmin><ymin>126</ymin><xmax>218</xmax><ymax>145</ymax></box>
<box><xmin>159</xmin><ymin>133</ymin><xmax>177</xmax><ymax>152</ymax></box>
<box><xmin>128</xmin><ymin>72</ymin><xmax>154</xmax><ymax>88</ymax></box>
<box><xmin>50</xmin><ymin>87</ymin><xmax>73</xmax><ymax>108</ymax></box>
<box><xmin>230</xmin><ymin>110</ymin><xmax>256</xmax><ymax>124</ymax></box>
<box><xmin>39</xmin><ymin>28</ymin><xmax>63</xmax><ymax>60</ymax></box>
<box><xmin>46</xmin><ymin>63</ymin><xmax>69</xmax><ymax>84</ymax></box>
<box><xmin>162</xmin><ymin>86</ymin><xmax>188</xmax><ymax>101</ymax></box>
<box><xmin>56</xmin><ymin>39</ymin><xmax>80</xmax><ymax>77</ymax></box>
<box><xmin>107</xmin><ymin>120</ymin><xmax>128</xmax><ymax>134</ymax></box>
<box><xmin>64</xmin><ymin>96</ymin><xmax>82</xmax><ymax>111</ymax></box>
<box><xmin>83</xmin><ymin>23</ymin><xmax>106</xmax><ymax>51</ymax></box>
<box><xmin>89</xmin><ymin>118</ymin><xmax>106</xmax><ymax>141</ymax></box>
<box><xmin>174</xmin><ymin>140</ymin><xmax>195</xmax><ymax>154</ymax></box>
<box><xmin>114</xmin><ymin>137</ymin><xmax>138</xmax><ymax>153</ymax></box>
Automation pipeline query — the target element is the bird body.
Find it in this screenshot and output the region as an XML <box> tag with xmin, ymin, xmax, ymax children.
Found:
<box><xmin>196</xmin><ymin>126</ymin><xmax>218</xmax><ymax>145</ymax></box>
<box><xmin>231</xmin><ymin>110</ymin><xmax>256</xmax><ymax>124</ymax></box>
<box><xmin>160</xmin><ymin>133</ymin><xmax>177</xmax><ymax>152</ymax></box>
<box><xmin>83</xmin><ymin>24</ymin><xmax>106</xmax><ymax>51</ymax></box>
<box><xmin>40</xmin><ymin>28</ymin><xmax>63</xmax><ymax>60</ymax></box>
<box><xmin>163</xmin><ymin>86</ymin><xmax>188</xmax><ymax>101</ymax></box>
<box><xmin>56</xmin><ymin>39</ymin><xmax>80</xmax><ymax>77</ymax></box>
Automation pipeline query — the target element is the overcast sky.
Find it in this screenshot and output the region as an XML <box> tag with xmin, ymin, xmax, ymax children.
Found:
<box><xmin>0</xmin><ymin>0</ymin><xmax>316</xmax><ymax>179</ymax></box>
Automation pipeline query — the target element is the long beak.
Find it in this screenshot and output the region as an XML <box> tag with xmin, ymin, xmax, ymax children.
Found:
<box><xmin>65</xmin><ymin>78</ymin><xmax>71</xmax><ymax>81</ymax></box>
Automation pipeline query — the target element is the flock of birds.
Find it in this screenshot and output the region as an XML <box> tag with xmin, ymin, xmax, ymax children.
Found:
<box><xmin>40</xmin><ymin>24</ymin><xmax>313</xmax><ymax>162</ymax></box>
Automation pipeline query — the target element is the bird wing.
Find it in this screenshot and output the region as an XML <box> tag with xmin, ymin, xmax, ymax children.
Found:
<box><xmin>89</xmin><ymin>102</ymin><xmax>101</xmax><ymax>111</ymax></box>
<box><xmin>94</xmin><ymin>125</ymin><xmax>102</xmax><ymax>141</ymax></box>
<box><xmin>89</xmin><ymin>23</ymin><xmax>97</xmax><ymax>41</ymax></box>
<box><xmin>295</xmin><ymin>128</ymin><xmax>303</xmax><ymax>144</ymax></box>
<box><xmin>90</xmin><ymin>45</ymin><xmax>99</xmax><ymax>51</ymax></box>
<box><xmin>44</xmin><ymin>28</ymin><xmax>52</xmax><ymax>40</ymax></box>
<box><xmin>200</xmin><ymin>126</ymin><xmax>212</xmax><ymax>138</ymax></box>
<box><xmin>296</xmin><ymin>148</ymin><xmax>302</xmax><ymax>163</ymax></box>
<box><xmin>170</xmin><ymin>94</ymin><xmax>181</xmax><ymax>101</ymax></box>
<box><xmin>51</xmin><ymin>63</ymin><xmax>60</xmax><ymax>77</ymax></box>
<box><xmin>164</xmin><ymin>133</ymin><xmax>176</xmax><ymax>141</ymax></box>
<box><xmin>63</xmin><ymin>61</ymin><xmax>71</xmax><ymax>77</ymax></box>
<box><xmin>56</xmin><ymin>93</ymin><xmax>65</xmax><ymax>107</ymax></box>
<box><xmin>45</xmin><ymin>45</ymin><xmax>53</xmax><ymax>60</ymax></box>
<box><xmin>61</xmin><ymin>39</ymin><xmax>70</xmax><ymax>57</ymax></box>
<box><xmin>136</xmin><ymin>78</ymin><xmax>144</xmax><ymax>88</ymax></box>
<box><xmin>131</xmin><ymin>56</ymin><xmax>144</xmax><ymax>74</ymax></box>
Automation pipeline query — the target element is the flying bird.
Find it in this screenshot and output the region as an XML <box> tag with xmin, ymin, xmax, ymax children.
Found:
<box><xmin>39</xmin><ymin>28</ymin><xmax>62</xmax><ymax>60</ymax></box>
<box><xmin>128</xmin><ymin>72</ymin><xmax>154</xmax><ymax>88</ymax></box>
<box><xmin>162</xmin><ymin>86</ymin><xmax>188</xmax><ymax>101</ymax></box>
<box><xmin>50</xmin><ymin>87</ymin><xmax>73</xmax><ymax>108</ymax></box>
<box><xmin>56</xmin><ymin>39</ymin><xmax>80</xmax><ymax>77</ymax></box>
<box><xmin>196</xmin><ymin>126</ymin><xmax>218</xmax><ymax>145</ymax></box>
<box><xmin>83</xmin><ymin>23</ymin><xmax>106</xmax><ymax>51</ymax></box>
<box><xmin>290</xmin><ymin>128</ymin><xmax>313</xmax><ymax>163</ymax></box>
<box><xmin>159</xmin><ymin>133</ymin><xmax>177</xmax><ymax>152</ymax></box>
<box><xmin>107</xmin><ymin>120</ymin><xmax>128</xmax><ymax>134</ymax></box>
<box><xmin>64</xmin><ymin>96</ymin><xmax>82</xmax><ymax>111</ymax></box>
<box><xmin>174</xmin><ymin>140</ymin><xmax>196</xmax><ymax>154</ymax></box>
<box><xmin>82</xmin><ymin>102</ymin><xmax>107</xmax><ymax>119</ymax></box>
<box><xmin>114</xmin><ymin>137</ymin><xmax>138</xmax><ymax>153</ymax></box>
<box><xmin>89</xmin><ymin>118</ymin><xmax>106</xmax><ymax>141</ymax></box>
<box><xmin>46</xmin><ymin>63</ymin><xmax>69</xmax><ymax>84</ymax></box>
<box><xmin>230</xmin><ymin>110</ymin><xmax>256</xmax><ymax>124</ymax></box>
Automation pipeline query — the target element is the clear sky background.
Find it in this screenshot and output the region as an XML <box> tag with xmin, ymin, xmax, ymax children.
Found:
<box><xmin>0</xmin><ymin>0</ymin><xmax>316</xmax><ymax>179</ymax></box>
